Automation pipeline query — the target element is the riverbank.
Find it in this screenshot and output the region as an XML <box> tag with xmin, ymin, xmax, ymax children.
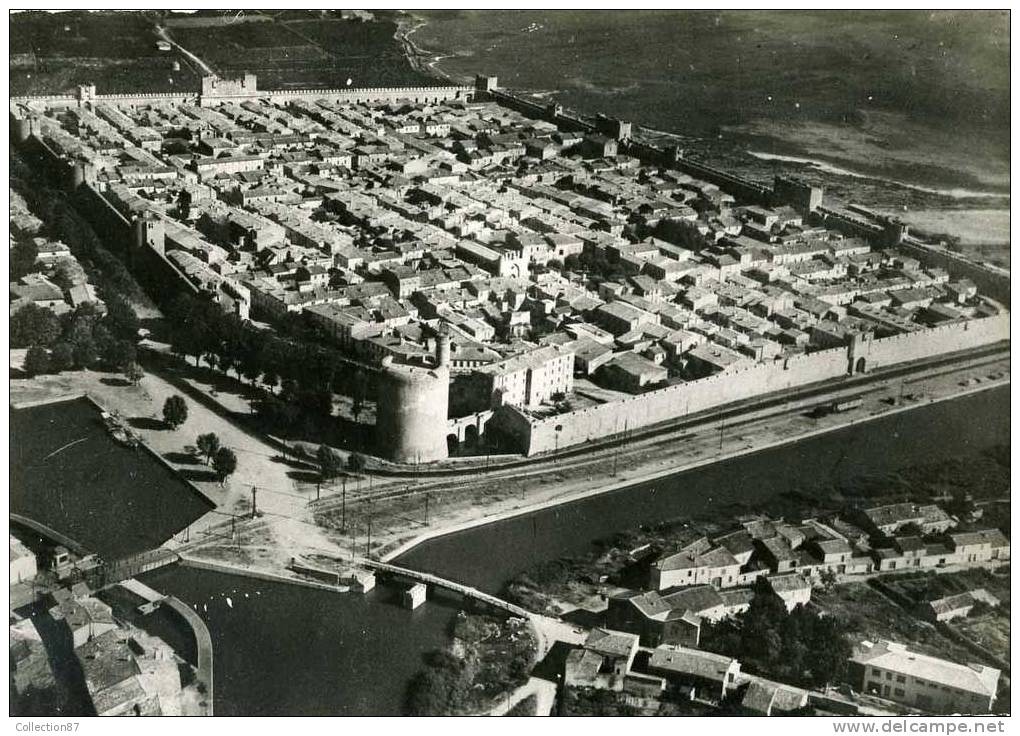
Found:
<box><xmin>378</xmin><ymin>368</ymin><xmax>1009</xmax><ymax>565</ymax></box>
<box><xmin>129</xmin><ymin>382</ymin><xmax>1007</xmax><ymax>716</ymax></box>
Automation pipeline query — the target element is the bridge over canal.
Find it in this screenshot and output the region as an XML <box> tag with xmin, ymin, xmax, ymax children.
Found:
<box><xmin>362</xmin><ymin>560</ymin><xmax>532</xmax><ymax>618</ymax></box>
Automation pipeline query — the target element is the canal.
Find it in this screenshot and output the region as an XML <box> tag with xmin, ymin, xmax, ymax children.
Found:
<box><xmin>140</xmin><ymin>386</ymin><xmax>1008</xmax><ymax>715</ymax></box>
<box><xmin>11</xmin><ymin>397</ymin><xmax>214</xmax><ymax>558</ymax></box>
<box><xmin>397</xmin><ymin>386</ymin><xmax>1011</xmax><ymax>592</ymax></box>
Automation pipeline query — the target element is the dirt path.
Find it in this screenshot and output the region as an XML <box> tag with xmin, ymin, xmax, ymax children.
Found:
<box><xmin>155</xmin><ymin>25</ymin><xmax>216</xmax><ymax>77</ymax></box>
<box><xmin>487</xmin><ymin>677</ymin><xmax>558</xmax><ymax>716</ymax></box>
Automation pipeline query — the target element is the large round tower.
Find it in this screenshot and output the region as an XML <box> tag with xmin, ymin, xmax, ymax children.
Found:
<box><xmin>374</xmin><ymin>357</ymin><xmax>450</xmax><ymax>464</ymax></box>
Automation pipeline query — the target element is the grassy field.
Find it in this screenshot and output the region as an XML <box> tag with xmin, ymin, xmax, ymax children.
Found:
<box><xmin>414</xmin><ymin>10</ymin><xmax>1009</xmax><ymax>219</ymax></box>
<box><xmin>878</xmin><ymin>567</ymin><xmax>1011</xmax><ymax>607</ymax></box>
<box><xmin>169</xmin><ymin>12</ymin><xmax>431</xmax><ymax>89</ymax></box>
<box><xmin>954</xmin><ymin>613</ymin><xmax>1011</xmax><ymax>659</ymax></box>
<box><xmin>813</xmin><ymin>582</ymin><xmax>977</xmax><ymax>664</ymax></box>
<box><xmin>10</xmin><ymin>9</ymin><xmax>429</xmax><ymax>96</ymax></box>
<box><xmin>10</xmin><ymin>10</ymin><xmax>200</xmax><ymax>95</ymax></box>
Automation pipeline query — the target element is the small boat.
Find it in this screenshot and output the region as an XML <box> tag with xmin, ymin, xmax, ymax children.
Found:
<box><xmin>226</xmin><ymin>597</ymin><xmax>233</xmax><ymax>608</ymax></box>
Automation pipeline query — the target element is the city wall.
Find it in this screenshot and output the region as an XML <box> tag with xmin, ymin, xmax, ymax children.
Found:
<box><xmin>898</xmin><ymin>240</ymin><xmax>1011</xmax><ymax>305</ymax></box>
<box><xmin>11</xmin><ymin>85</ymin><xmax>472</xmax><ymax>110</ymax></box>
<box><xmin>856</xmin><ymin>312</ymin><xmax>1010</xmax><ymax>370</ymax></box>
<box><xmin>497</xmin><ymin>314</ymin><xmax>1009</xmax><ymax>456</ymax></box>
<box><xmin>13</xmin><ymin>126</ymin><xmax>200</xmax><ymax>304</ymax></box>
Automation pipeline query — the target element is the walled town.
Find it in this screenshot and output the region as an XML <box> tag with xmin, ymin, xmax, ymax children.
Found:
<box><xmin>9</xmin><ymin>70</ymin><xmax>1010</xmax><ymax>719</ymax></box>
<box><xmin>10</xmin><ymin>74</ymin><xmax>1009</xmax><ymax>465</ymax></box>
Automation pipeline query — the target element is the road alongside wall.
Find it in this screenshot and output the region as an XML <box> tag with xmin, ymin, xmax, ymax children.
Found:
<box><xmin>498</xmin><ymin>313</ymin><xmax>1009</xmax><ymax>456</ymax></box>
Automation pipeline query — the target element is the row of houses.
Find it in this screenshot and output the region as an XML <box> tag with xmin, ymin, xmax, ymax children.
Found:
<box><xmin>649</xmin><ymin>510</ymin><xmax>1008</xmax><ymax>593</ymax></box>
<box><xmin>564</xmin><ymin>627</ymin><xmax>1002</xmax><ymax>716</ymax></box>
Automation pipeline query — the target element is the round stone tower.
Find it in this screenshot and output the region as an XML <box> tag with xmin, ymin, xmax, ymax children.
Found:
<box><xmin>374</xmin><ymin>356</ymin><xmax>450</xmax><ymax>464</ymax></box>
<box><xmin>436</xmin><ymin>325</ymin><xmax>451</xmax><ymax>368</ymax></box>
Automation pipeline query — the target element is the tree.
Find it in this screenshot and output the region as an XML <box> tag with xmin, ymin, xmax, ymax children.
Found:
<box><xmin>50</xmin><ymin>342</ymin><xmax>75</xmax><ymax>373</ymax></box>
<box><xmin>71</xmin><ymin>335</ymin><xmax>99</xmax><ymax>370</ymax></box>
<box><xmin>124</xmin><ymin>361</ymin><xmax>144</xmax><ymax>386</ymax></box>
<box><xmin>351</xmin><ymin>369</ymin><xmax>368</xmax><ymax>422</ymax></box>
<box><xmin>196</xmin><ymin>433</ymin><xmax>221</xmax><ymax>465</ymax></box>
<box><xmin>162</xmin><ymin>395</ymin><xmax>188</xmax><ymax>429</ymax></box>
<box><xmin>23</xmin><ymin>345</ymin><xmax>50</xmax><ymax>376</ymax></box>
<box><xmin>262</xmin><ymin>367</ymin><xmax>279</xmax><ymax>395</ymax></box>
<box><xmin>11</xmin><ymin>304</ymin><xmax>61</xmax><ymax>348</ymax></box>
<box><xmin>317</xmin><ymin>444</ymin><xmax>342</xmax><ymax>482</ymax></box>
<box><xmin>818</xmin><ymin>568</ymin><xmax>838</xmax><ymax>592</ymax></box>
<box><xmin>51</xmin><ymin>265</ymin><xmax>75</xmax><ymax>293</ymax></box>
<box><xmin>63</xmin><ymin>303</ymin><xmax>103</xmax><ymax>344</ymax></box>
<box><xmin>110</xmin><ymin>340</ymin><xmax>138</xmax><ymax>371</ymax></box>
<box><xmin>103</xmin><ymin>295</ymin><xmax>140</xmax><ymax>340</ymax></box>
<box><xmin>212</xmin><ymin>447</ymin><xmax>238</xmax><ymax>484</ymax></box>
<box><xmin>347</xmin><ymin>452</ymin><xmax>367</xmax><ymax>473</ymax></box>
<box><xmin>10</xmin><ymin>240</ymin><xmax>39</xmax><ymax>280</ymax></box>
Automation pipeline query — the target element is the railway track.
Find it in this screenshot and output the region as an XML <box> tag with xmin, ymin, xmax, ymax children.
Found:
<box><xmin>311</xmin><ymin>344</ymin><xmax>1010</xmax><ymax>517</ymax></box>
<box><xmin>344</xmin><ymin>342</ymin><xmax>1010</xmax><ymax>482</ymax></box>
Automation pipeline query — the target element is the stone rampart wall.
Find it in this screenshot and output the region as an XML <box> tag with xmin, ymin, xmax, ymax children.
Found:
<box><xmin>501</xmin><ymin>314</ymin><xmax>1008</xmax><ymax>455</ymax></box>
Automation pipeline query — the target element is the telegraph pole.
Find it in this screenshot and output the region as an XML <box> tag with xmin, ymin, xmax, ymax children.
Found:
<box><xmin>251</xmin><ymin>486</ymin><xmax>257</xmax><ymax>518</ymax></box>
<box><xmin>341</xmin><ymin>483</ymin><xmax>347</xmax><ymax>532</ymax></box>
<box><xmin>366</xmin><ymin>516</ymin><xmax>372</xmax><ymax>559</ymax></box>
<box><xmin>424</xmin><ymin>493</ymin><xmax>430</xmax><ymax>526</ymax></box>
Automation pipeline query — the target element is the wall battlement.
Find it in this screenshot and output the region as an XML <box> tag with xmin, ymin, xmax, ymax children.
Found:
<box><xmin>11</xmin><ymin>80</ymin><xmax>473</xmax><ymax>110</ymax></box>
<box><xmin>494</xmin><ymin>313</ymin><xmax>1009</xmax><ymax>456</ymax></box>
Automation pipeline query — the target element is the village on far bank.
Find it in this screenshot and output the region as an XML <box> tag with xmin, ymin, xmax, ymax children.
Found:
<box><xmin>507</xmin><ymin>474</ymin><xmax>1010</xmax><ymax>716</ymax></box>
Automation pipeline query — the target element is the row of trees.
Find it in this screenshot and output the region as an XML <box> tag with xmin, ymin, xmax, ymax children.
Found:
<box><xmin>11</xmin><ymin>239</ymin><xmax>41</xmax><ymax>281</ymax></box>
<box><xmin>11</xmin><ymin>151</ymin><xmax>150</xmax><ymax>306</ymax></box>
<box><xmin>165</xmin><ymin>293</ymin><xmax>373</xmax><ymax>404</ymax></box>
<box><xmin>12</xmin><ymin>153</ymin><xmax>148</xmax><ymax>381</ymax></box>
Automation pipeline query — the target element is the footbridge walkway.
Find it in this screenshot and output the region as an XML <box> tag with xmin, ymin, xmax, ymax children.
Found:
<box><xmin>362</xmin><ymin>560</ymin><xmax>532</xmax><ymax>619</ymax></box>
<box><xmin>96</xmin><ymin>548</ymin><xmax>181</xmax><ymax>588</ymax></box>
<box><xmin>10</xmin><ymin>513</ymin><xmax>88</xmax><ymax>556</ymax></box>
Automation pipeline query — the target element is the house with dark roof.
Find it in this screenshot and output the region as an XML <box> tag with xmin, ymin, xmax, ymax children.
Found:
<box><xmin>766</xmin><ymin>573</ymin><xmax>812</xmax><ymax>611</ymax></box>
<box><xmin>648</xmin><ymin>645</ymin><xmax>741</xmax><ymax>702</ymax></box>
<box><xmin>949</xmin><ymin>530</ymin><xmax>1010</xmax><ymax>563</ymax></box>
<box><xmin>925</xmin><ymin>589</ymin><xmax>999</xmax><ymax>623</ymax></box>
<box><xmin>860</xmin><ymin>503</ymin><xmax>955</xmax><ymax>536</ymax></box>
<box><xmin>563</xmin><ymin>628</ymin><xmax>666</xmax><ymax>697</ymax></box>
<box><xmin>606</xmin><ymin>590</ymin><xmax>704</xmax><ymax>648</ymax></box>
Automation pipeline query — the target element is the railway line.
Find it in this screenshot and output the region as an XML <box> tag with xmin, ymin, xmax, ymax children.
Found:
<box><xmin>310</xmin><ymin>344</ymin><xmax>1010</xmax><ymax>517</ymax></box>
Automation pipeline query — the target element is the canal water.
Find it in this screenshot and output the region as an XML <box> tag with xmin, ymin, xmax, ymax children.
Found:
<box><xmin>11</xmin><ymin>397</ymin><xmax>214</xmax><ymax>558</ymax></box>
<box><xmin>397</xmin><ymin>386</ymin><xmax>1011</xmax><ymax>592</ymax></box>
<box><xmin>143</xmin><ymin>386</ymin><xmax>1008</xmax><ymax>715</ymax></box>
